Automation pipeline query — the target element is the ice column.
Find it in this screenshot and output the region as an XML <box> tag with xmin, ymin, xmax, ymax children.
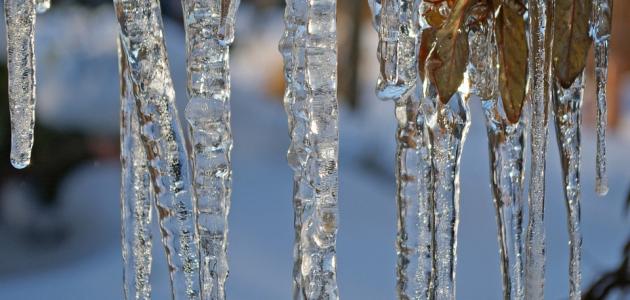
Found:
<box><xmin>119</xmin><ymin>40</ymin><xmax>154</xmax><ymax>300</ymax></box>
<box><xmin>181</xmin><ymin>0</ymin><xmax>239</xmax><ymax>297</ymax></box>
<box><xmin>114</xmin><ymin>0</ymin><xmax>201</xmax><ymax>296</ymax></box>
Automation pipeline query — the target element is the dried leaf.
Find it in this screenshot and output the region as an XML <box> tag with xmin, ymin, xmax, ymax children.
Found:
<box><xmin>494</xmin><ymin>0</ymin><xmax>528</xmax><ymax>123</ymax></box>
<box><xmin>418</xmin><ymin>28</ymin><xmax>436</xmax><ymax>81</ymax></box>
<box><xmin>426</xmin><ymin>0</ymin><xmax>474</xmax><ymax>103</ymax></box>
<box><xmin>552</xmin><ymin>0</ymin><xmax>592</xmax><ymax>88</ymax></box>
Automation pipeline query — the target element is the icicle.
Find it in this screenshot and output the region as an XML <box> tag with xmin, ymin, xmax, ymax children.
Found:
<box><xmin>525</xmin><ymin>0</ymin><xmax>552</xmax><ymax>298</ymax></box>
<box><xmin>35</xmin><ymin>0</ymin><xmax>50</xmax><ymax>13</ymax></box>
<box><xmin>296</xmin><ymin>0</ymin><xmax>340</xmax><ymax>297</ymax></box>
<box><xmin>368</xmin><ymin>0</ymin><xmax>420</xmax><ymax>101</ymax></box>
<box><xmin>552</xmin><ymin>74</ymin><xmax>584</xmax><ymax>300</ymax></box>
<box><xmin>591</xmin><ymin>0</ymin><xmax>611</xmax><ymax>196</ymax></box>
<box><xmin>423</xmin><ymin>83</ymin><xmax>471</xmax><ymax>300</ymax></box>
<box><xmin>114</xmin><ymin>0</ymin><xmax>201</xmax><ymax>297</ymax></box>
<box><xmin>119</xmin><ymin>39</ymin><xmax>154</xmax><ymax>300</ymax></box>
<box><xmin>4</xmin><ymin>0</ymin><xmax>37</xmax><ymax>169</ymax></box>
<box><xmin>279</xmin><ymin>0</ymin><xmax>311</xmax><ymax>296</ymax></box>
<box><xmin>181</xmin><ymin>0</ymin><xmax>239</xmax><ymax>297</ymax></box>
<box><xmin>470</xmin><ymin>20</ymin><xmax>526</xmax><ymax>300</ymax></box>
<box><xmin>367</xmin><ymin>0</ymin><xmax>429</xmax><ymax>297</ymax></box>
<box><xmin>393</xmin><ymin>89</ymin><xmax>434</xmax><ymax>300</ymax></box>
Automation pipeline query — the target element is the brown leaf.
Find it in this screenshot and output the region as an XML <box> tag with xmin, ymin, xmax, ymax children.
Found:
<box><xmin>552</xmin><ymin>0</ymin><xmax>592</xmax><ymax>88</ymax></box>
<box><xmin>426</xmin><ymin>0</ymin><xmax>475</xmax><ymax>103</ymax></box>
<box><xmin>494</xmin><ymin>0</ymin><xmax>528</xmax><ymax>123</ymax></box>
<box><xmin>418</xmin><ymin>28</ymin><xmax>436</xmax><ymax>81</ymax></box>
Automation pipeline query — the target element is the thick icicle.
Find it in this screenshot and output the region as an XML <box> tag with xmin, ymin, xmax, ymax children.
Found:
<box><xmin>552</xmin><ymin>74</ymin><xmax>584</xmax><ymax>300</ymax></box>
<box><xmin>591</xmin><ymin>0</ymin><xmax>611</xmax><ymax>196</ymax></box>
<box><xmin>181</xmin><ymin>0</ymin><xmax>239</xmax><ymax>297</ymax></box>
<box><xmin>470</xmin><ymin>20</ymin><xmax>526</xmax><ymax>300</ymax></box>
<box><xmin>367</xmin><ymin>0</ymin><xmax>430</xmax><ymax>297</ymax></box>
<box><xmin>423</xmin><ymin>84</ymin><xmax>471</xmax><ymax>300</ymax></box>
<box><xmin>119</xmin><ymin>40</ymin><xmax>154</xmax><ymax>300</ymax></box>
<box><xmin>279</xmin><ymin>0</ymin><xmax>311</xmax><ymax>296</ymax></box>
<box><xmin>368</xmin><ymin>0</ymin><xmax>420</xmax><ymax>100</ymax></box>
<box><xmin>113</xmin><ymin>0</ymin><xmax>201</xmax><ymax>297</ymax></box>
<box><xmin>5</xmin><ymin>0</ymin><xmax>37</xmax><ymax>169</ymax></box>
<box><xmin>525</xmin><ymin>0</ymin><xmax>552</xmax><ymax>298</ymax></box>
<box><xmin>298</xmin><ymin>0</ymin><xmax>340</xmax><ymax>297</ymax></box>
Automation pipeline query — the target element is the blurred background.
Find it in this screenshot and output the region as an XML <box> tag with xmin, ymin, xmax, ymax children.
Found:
<box><xmin>0</xmin><ymin>0</ymin><xmax>628</xmax><ymax>299</ymax></box>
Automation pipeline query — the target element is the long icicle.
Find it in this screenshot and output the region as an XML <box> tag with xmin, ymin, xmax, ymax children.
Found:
<box><xmin>367</xmin><ymin>0</ymin><xmax>430</xmax><ymax>297</ymax></box>
<box><xmin>591</xmin><ymin>0</ymin><xmax>611</xmax><ymax>196</ymax></box>
<box><xmin>525</xmin><ymin>0</ymin><xmax>553</xmax><ymax>298</ymax></box>
<box><xmin>552</xmin><ymin>74</ymin><xmax>584</xmax><ymax>300</ymax></box>
<box><xmin>181</xmin><ymin>0</ymin><xmax>239</xmax><ymax>297</ymax></box>
<box><xmin>119</xmin><ymin>39</ymin><xmax>154</xmax><ymax>300</ymax></box>
<box><xmin>300</xmin><ymin>0</ymin><xmax>340</xmax><ymax>296</ymax></box>
<box><xmin>279</xmin><ymin>0</ymin><xmax>311</xmax><ymax>296</ymax></box>
<box><xmin>394</xmin><ymin>91</ymin><xmax>434</xmax><ymax>299</ymax></box>
<box><xmin>114</xmin><ymin>0</ymin><xmax>201</xmax><ymax>297</ymax></box>
<box><xmin>423</xmin><ymin>84</ymin><xmax>471</xmax><ymax>300</ymax></box>
<box><xmin>470</xmin><ymin>18</ymin><xmax>526</xmax><ymax>300</ymax></box>
<box><xmin>5</xmin><ymin>0</ymin><xmax>37</xmax><ymax>169</ymax></box>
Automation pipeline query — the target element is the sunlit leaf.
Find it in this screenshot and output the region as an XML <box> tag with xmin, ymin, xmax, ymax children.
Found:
<box><xmin>426</xmin><ymin>0</ymin><xmax>474</xmax><ymax>103</ymax></box>
<box><xmin>494</xmin><ymin>0</ymin><xmax>528</xmax><ymax>123</ymax></box>
<box><xmin>552</xmin><ymin>0</ymin><xmax>592</xmax><ymax>88</ymax></box>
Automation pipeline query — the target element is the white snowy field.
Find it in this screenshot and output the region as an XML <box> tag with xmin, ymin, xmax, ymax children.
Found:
<box><xmin>0</xmin><ymin>5</ymin><xmax>629</xmax><ymax>300</ymax></box>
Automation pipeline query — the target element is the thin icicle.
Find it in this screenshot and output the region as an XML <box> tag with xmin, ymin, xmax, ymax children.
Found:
<box><xmin>296</xmin><ymin>0</ymin><xmax>340</xmax><ymax>297</ymax></box>
<box><xmin>5</xmin><ymin>0</ymin><xmax>36</xmax><ymax>169</ymax></box>
<box><xmin>394</xmin><ymin>90</ymin><xmax>433</xmax><ymax>300</ymax></box>
<box><xmin>552</xmin><ymin>74</ymin><xmax>584</xmax><ymax>300</ymax></box>
<box><xmin>591</xmin><ymin>0</ymin><xmax>612</xmax><ymax>196</ymax></box>
<box><xmin>423</xmin><ymin>84</ymin><xmax>471</xmax><ymax>300</ymax></box>
<box><xmin>481</xmin><ymin>99</ymin><xmax>526</xmax><ymax>300</ymax></box>
<box><xmin>279</xmin><ymin>0</ymin><xmax>311</xmax><ymax>296</ymax></box>
<box><xmin>35</xmin><ymin>0</ymin><xmax>50</xmax><ymax>13</ymax></box>
<box><xmin>525</xmin><ymin>0</ymin><xmax>552</xmax><ymax>298</ymax></box>
<box><xmin>113</xmin><ymin>0</ymin><xmax>201</xmax><ymax>297</ymax></box>
<box><xmin>181</xmin><ymin>0</ymin><xmax>239</xmax><ymax>297</ymax></box>
<box><xmin>470</xmin><ymin>19</ymin><xmax>525</xmax><ymax>300</ymax></box>
<box><xmin>119</xmin><ymin>40</ymin><xmax>154</xmax><ymax>300</ymax></box>
<box><xmin>368</xmin><ymin>0</ymin><xmax>420</xmax><ymax>101</ymax></box>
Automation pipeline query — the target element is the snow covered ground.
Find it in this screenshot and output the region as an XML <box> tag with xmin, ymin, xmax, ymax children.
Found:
<box><xmin>0</xmin><ymin>5</ymin><xmax>628</xmax><ymax>299</ymax></box>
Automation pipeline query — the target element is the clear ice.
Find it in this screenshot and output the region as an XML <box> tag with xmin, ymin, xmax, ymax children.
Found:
<box><xmin>279</xmin><ymin>0</ymin><xmax>312</xmax><ymax>296</ymax></box>
<box><xmin>114</xmin><ymin>0</ymin><xmax>201</xmax><ymax>297</ymax></box>
<box><xmin>367</xmin><ymin>0</ymin><xmax>431</xmax><ymax>298</ymax></box>
<box><xmin>181</xmin><ymin>0</ymin><xmax>239</xmax><ymax>297</ymax></box>
<box><xmin>525</xmin><ymin>0</ymin><xmax>552</xmax><ymax>298</ymax></box>
<box><xmin>393</xmin><ymin>91</ymin><xmax>434</xmax><ymax>300</ymax></box>
<box><xmin>119</xmin><ymin>40</ymin><xmax>154</xmax><ymax>300</ymax></box>
<box><xmin>279</xmin><ymin>0</ymin><xmax>340</xmax><ymax>296</ymax></box>
<box><xmin>552</xmin><ymin>74</ymin><xmax>585</xmax><ymax>300</ymax></box>
<box><xmin>5</xmin><ymin>0</ymin><xmax>37</xmax><ymax>169</ymax></box>
<box><xmin>368</xmin><ymin>0</ymin><xmax>420</xmax><ymax>101</ymax></box>
<box><xmin>591</xmin><ymin>0</ymin><xmax>611</xmax><ymax>196</ymax></box>
<box><xmin>423</xmin><ymin>83</ymin><xmax>471</xmax><ymax>300</ymax></box>
<box><xmin>470</xmin><ymin>18</ymin><xmax>526</xmax><ymax>300</ymax></box>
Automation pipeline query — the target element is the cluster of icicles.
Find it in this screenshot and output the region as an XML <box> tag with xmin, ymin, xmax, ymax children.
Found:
<box><xmin>3</xmin><ymin>0</ymin><xmax>611</xmax><ymax>297</ymax></box>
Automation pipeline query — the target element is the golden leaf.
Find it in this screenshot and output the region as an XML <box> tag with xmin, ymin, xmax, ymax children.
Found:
<box><xmin>494</xmin><ymin>0</ymin><xmax>528</xmax><ymax>123</ymax></box>
<box><xmin>426</xmin><ymin>0</ymin><xmax>475</xmax><ymax>103</ymax></box>
<box><xmin>552</xmin><ymin>0</ymin><xmax>592</xmax><ymax>88</ymax></box>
